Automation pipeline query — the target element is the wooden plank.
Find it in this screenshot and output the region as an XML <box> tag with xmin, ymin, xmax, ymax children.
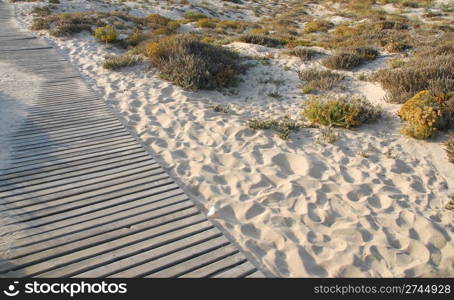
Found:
<box><xmin>0</xmin><ymin>151</ymin><xmax>148</xmax><ymax>186</ymax></box>
<box><xmin>0</xmin><ymin>145</ymin><xmax>143</xmax><ymax>176</ymax></box>
<box><xmin>0</xmin><ymin>159</ymin><xmax>157</xmax><ymax>197</ymax></box>
<box><xmin>9</xmin><ymin>124</ymin><xmax>124</xmax><ymax>147</ymax></box>
<box><xmin>74</xmin><ymin>226</ymin><xmax>221</xmax><ymax>278</ymax></box>
<box><xmin>3</xmin><ymin>139</ymin><xmax>138</xmax><ymax>167</ymax></box>
<box><xmin>180</xmin><ymin>253</ymin><xmax>247</xmax><ymax>278</ymax></box>
<box><xmin>245</xmin><ymin>271</ymin><xmax>266</xmax><ymax>278</ymax></box>
<box><xmin>12</xmin><ymin>129</ymin><xmax>128</xmax><ymax>153</ymax></box>
<box><xmin>4</xmin><ymin>220</ymin><xmax>215</xmax><ymax>277</ymax></box>
<box><xmin>109</xmin><ymin>236</ymin><xmax>229</xmax><ymax>278</ymax></box>
<box><xmin>4</xmin><ymin>190</ymin><xmax>189</xmax><ymax>245</ymax></box>
<box><xmin>0</xmin><ymin>155</ymin><xmax>151</xmax><ymax>191</ymax></box>
<box><xmin>4</xmin><ymin>200</ymin><xmax>198</xmax><ymax>259</ymax></box>
<box><xmin>147</xmin><ymin>245</ymin><xmax>239</xmax><ymax>278</ymax></box>
<box><xmin>1</xmin><ymin>182</ymin><xmax>182</xmax><ymax>236</ymax></box>
<box><xmin>11</xmin><ymin>119</ymin><xmax>120</xmax><ymax>138</ymax></box>
<box><xmin>1</xmin><ymin>166</ymin><xmax>167</xmax><ymax>207</ymax></box>
<box><xmin>213</xmin><ymin>261</ymin><xmax>257</xmax><ymax>278</ymax></box>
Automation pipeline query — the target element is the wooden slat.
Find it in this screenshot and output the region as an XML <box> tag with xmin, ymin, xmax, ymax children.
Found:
<box><xmin>180</xmin><ymin>253</ymin><xmax>247</xmax><ymax>278</ymax></box>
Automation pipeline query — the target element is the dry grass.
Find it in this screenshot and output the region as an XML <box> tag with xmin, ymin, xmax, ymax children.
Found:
<box><xmin>302</xmin><ymin>95</ymin><xmax>381</xmax><ymax>128</ymax></box>
<box><xmin>283</xmin><ymin>48</ymin><xmax>319</xmax><ymax>61</ymax></box>
<box><xmin>321</xmin><ymin>46</ymin><xmax>378</xmax><ymax>70</ymax></box>
<box><xmin>146</xmin><ymin>34</ymin><xmax>244</xmax><ymax>91</ymax></box>
<box><xmin>372</xmin><ymin>55</ymin><xmax>454</xmax><ymax>103</ymax></box>
<box><xmin>102</xmin><ymin>54</ymin><xmax>143</xmax><ymax>70</ymax></box>
<box><xmin>33</xmin><ymin>12</ymin><xmax>104</xmax><ymax>37</ymax></box>
<box><xmin>322</xmin><ymin>52</ymin><xmax>364</xmax><ymax>70</ymax></box>
<box><xmin>237</xmin><ymin>34</ymin><xmax>285</xmax><ymax>47</ymax></box>
<box><xmin>297</xmin><ymin>68</ymin><xmax>344</xmax><ymax>91</ymax></box>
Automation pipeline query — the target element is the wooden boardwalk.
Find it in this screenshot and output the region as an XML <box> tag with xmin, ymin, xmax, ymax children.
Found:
<box><xmin>0</xmin><ymin>3</ymin><xmax>265</xmax><ymax>278</ymax></box>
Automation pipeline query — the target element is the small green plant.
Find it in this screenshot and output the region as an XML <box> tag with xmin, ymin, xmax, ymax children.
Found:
<box><xmin>147</xmin><ymin>13</ymin><xmax>172</xmax><ymax>26</ymax></box>
<box><xmin>95</xmin><ymin>25</ymin><xmax>118</xmax><ymax>43</ymax></box>
<box><xmin>357</xmin><ymin>151</ymin><xmax>370</xmax><ymax>158</ymax></box>
<box><xmin>184</xmin><ymin>11</ymin><xmax>207</xmax><ymax>20</ymax></box>
<box><xmin>195</xmin><ymin>18</ymin><xmax>218</xmax><ymax>28</ymax></box>
<box><xmin>302</xmin><ymin>96</ymin><xmax>381</xmax><ymax>128</ymax></box>
<box><xmin>211</xmin><ymin>104</ymin><xmax>230</xmax><ymax>113</ymax></box>
<box><xmin>247</xmin><ymin>117</ymin><xmax>300</xmax><ymax>140</ymax></box>
<box><xmin>446</xmin><ymin>195</ymin><xmax>454</xmax><ymax>211</ymax></box>
<box><xmin>387</xmin><ymin>58</ymin><xmax>405</xmax><ymax>69</ymax></box>
<box><xmin>304</xmin><ymin>20</ymin><xmax>333</xmax><ymax>33</ymax></box>
<box><xmin>102</xmin><ymin>54</ymin><xmax>143</xmax><ymax>70</ymax></box>
<box><xmin>316</xmin><ymin>126</ymin><xmax>339</xmax><ymax>144</ymax></box>
<box><xmin>301</xmin><ymin>84</ymin><xmax>313</xmax><ymax>94</ymax></box>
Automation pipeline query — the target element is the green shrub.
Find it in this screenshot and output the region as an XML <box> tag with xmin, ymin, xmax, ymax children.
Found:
<box><xmin>146</xmin><ymin>35</ymin><xmax>243</xmax><ymax>91</ymax></box>
<box><xmin>398</xmin><ymin>90</ymin><xmax>454</xmax><ymax>139</ymax></box>
<box><xmin>302</xmin><ymin>96</ymin><xmax>381</xmax><ymax>128</ymax></box>
<box><xmin>184</xmin><ymin>11</ymin><xmax>207</xmax><ymax>20</ymax></box>
<box><xmin>195</xmin><ymin>18</ymin><xmax>218</xmax><ymax>29</ymax></box>
<box><xmin>102</xmin><ymin>54</ymin><xmax>143</xmax><ymax>70</ymax></box>
<box><xmin>446</xmin><ymin>195</ymin><xmax>454</xmax><ymax>211</ymax></box>
<box><xmin>95</xmin><ymin>25</ymin><xmax>118</xmax><ymax>43</ymax></box>
<box><xmin>147</xmin><ymin>13</ymin><xmax>172</xmax><ymax>26</ymax></box>
<box><xmin>247</xmin><ymin>117</ymin><xmax>300</xmax><ymax>140</ymax></box>
<box><xmin>238</xmin><ymin>34</ymin><xmax>284</xmax><ymax>47</ymax></box>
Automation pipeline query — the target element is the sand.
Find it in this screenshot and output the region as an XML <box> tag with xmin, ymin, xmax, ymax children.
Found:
<box><xmin>5</xmin><ymin>0</ymin><xmax>454</xmax><ymax>277</ymax></box>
